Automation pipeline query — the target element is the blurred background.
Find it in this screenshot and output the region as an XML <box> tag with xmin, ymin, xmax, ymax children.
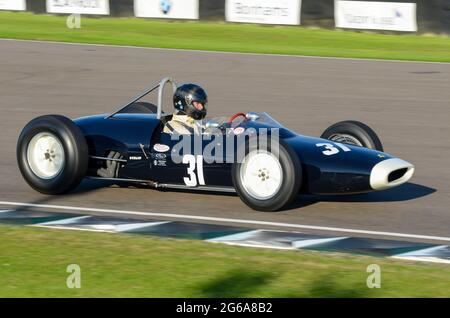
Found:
<box><xmin>15</xmin><ymin>0</ymin><xmax>450</xmax><ymax>34</ymax></box>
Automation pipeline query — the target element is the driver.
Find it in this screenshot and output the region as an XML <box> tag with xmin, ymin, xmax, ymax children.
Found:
<box><xmin>164</xmin><ymin>83</ymin><xmax>207</xmax><ymax>135</ymax></box>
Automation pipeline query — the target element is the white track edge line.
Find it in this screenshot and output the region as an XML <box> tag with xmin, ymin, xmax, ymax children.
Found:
<box><xmin>2</xmin><ymin>200</ymin><xmax>450</xmax><ymax>243</ymax></box>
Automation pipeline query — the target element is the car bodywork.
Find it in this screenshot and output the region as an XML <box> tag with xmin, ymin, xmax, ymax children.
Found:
<box><xmin>74</xmin><ymin>78</ymin><xmax>414</xmax><ymax>195</ymax></box>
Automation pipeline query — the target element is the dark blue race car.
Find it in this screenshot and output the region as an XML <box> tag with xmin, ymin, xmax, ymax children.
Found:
<box><xmin>17</xmin><ymin>78</ymin><xmax>414</xmax><ymax>211</ymax></box>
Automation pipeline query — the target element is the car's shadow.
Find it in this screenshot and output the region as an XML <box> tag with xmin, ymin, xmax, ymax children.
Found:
<box><xmin>319</xmin><ymin>182</ymin><xmax>436</xmax><ymax>203</ymax></box>
<box><xmin>69</xmin><ymin>178</ymin><xmax>118</xmax><ymax>194</ymax></box>
<box><xmin>70</xmin><ymin>180</ymin><xmax>436</xmax><ymax>212</ymax></box>
<box><xmin>285</xmin><ymin>182</ymin><xmax>436</xmax><ymax>211</ymax></box>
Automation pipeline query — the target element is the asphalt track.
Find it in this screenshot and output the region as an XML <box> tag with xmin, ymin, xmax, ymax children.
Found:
<box><xmin>1</xmin><ymin>39</ymin><xmax>449</xmax><ymax>243</ymax></box>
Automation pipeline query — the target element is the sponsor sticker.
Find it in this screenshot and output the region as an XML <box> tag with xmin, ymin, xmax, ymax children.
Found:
<box><xmin>153</xmin><ymin>159</ymin><xmax>167</xmax><ymax>167</ymax></box>
<box><xmin>233</xmin><ymin>127</ymin><xmax>245</xmax><ymax>135</ymax></box>
<box><xmin>153</xmin><ymin>143</ymin><xmax>170</xmax><ymax>152</ymax></box>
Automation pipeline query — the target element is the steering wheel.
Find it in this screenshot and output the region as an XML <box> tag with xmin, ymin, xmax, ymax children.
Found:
<box><xmin>228</xmin><ymin>112</ymin><xmax>247</xmax><ymax>124</ymax></box>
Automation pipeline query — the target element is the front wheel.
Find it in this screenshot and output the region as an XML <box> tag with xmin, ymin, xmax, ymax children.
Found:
<box><xmin>232</xmin><ymin>140</ymin><xmax>302</xmax><ymax>212</ymax></box>
<box><xmin>17</xmin><ymin>115</ymin><xmax>88</xmax><ymax>194</ymax></box>
<box><xmin>320</xmin><ymin>120</ymin><xmax>383</xmax><ymax>151</ymax></box>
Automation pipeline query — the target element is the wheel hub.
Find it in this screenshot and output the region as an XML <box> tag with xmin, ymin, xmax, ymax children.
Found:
<box><xmin>258</xmin><ymin>168</ymin><xmax>270</xmax><ymax>181</ymax></box>
<box><xmin>26</xmin><ymin>132</ymin><xmax>65</xmax><ymax>179</ymax></box>
<box><xmin>44</xmin><ymin>150</ymin><xmax>56</xmax><ymax>161</ymax></box>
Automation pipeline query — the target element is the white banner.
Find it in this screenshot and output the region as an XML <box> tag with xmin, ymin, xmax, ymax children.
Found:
<box><xmin>0</xmin><ymin>0</ymin><xmax>26</xmax><ymax>11</ymax></box>
<box><xmin>134</xmin><ymin>0</ymin><xmax>199</xmax><ymax>20</ymax></box>
<box><xmin>226</xmin><ymin>0</ymin><xmax>301</xmax><ymax>25</ymax></box>
<box><xmin>46</xmin><ymin>0</ymin><xmax>110</xmax><ymax>15</ymax></box>
<box><xmin>335</xmin><ymin>1</ymin><xmax>417</xmax><ymax>32</ymax></box>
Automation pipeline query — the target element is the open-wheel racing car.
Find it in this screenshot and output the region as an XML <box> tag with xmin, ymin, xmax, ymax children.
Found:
<box><xmin>17</xmin><ymin>78</ymin><xmax>415</xmax><ymax>211</ymax></box>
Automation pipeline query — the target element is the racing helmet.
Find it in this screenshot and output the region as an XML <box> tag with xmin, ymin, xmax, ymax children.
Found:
<box><xmin>173</xmin><ymin>83</ymin><xmax>208</xmax><ymax>120</ymax></box>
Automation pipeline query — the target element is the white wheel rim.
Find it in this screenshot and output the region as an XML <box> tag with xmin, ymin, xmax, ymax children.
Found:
<box><xmin>26</xmin><ymin>132</ymin><xmax>65</xmax><ymax>179</ymax></box>
<box><xmin>240</xmin><ymin>150</ymin><xmax>283</xmax><ymax>200</ymax></box>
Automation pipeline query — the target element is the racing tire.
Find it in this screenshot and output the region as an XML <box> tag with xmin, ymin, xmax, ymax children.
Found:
<box><xmin>232</xmin><ymin>139</ymin><xmax>302</xmax><ymax>212</ymax></box>
<box><xmin>17</xmin><ymin>115</ymin><xmax>88</xmax><ymax>194</ymax></box>
<box><xmin>320</xmin><ymin>120</ymin><xmax>383</xmax><ymax>151</ymax></box>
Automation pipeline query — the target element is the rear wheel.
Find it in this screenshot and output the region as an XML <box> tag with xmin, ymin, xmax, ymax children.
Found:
<box><xmin>320</xmin><ymin>120</ymin><xmax>383</xmax><ymax>151</ymax></box>
<box><xmin>17</xmin><ymin>115</ymin><xmax>88</xmax><ymax>194</ymax></box>
<box><xmin>232</xmin><ymin>140</ymin><xmax>301</xmax><ymax>211</ymax></box>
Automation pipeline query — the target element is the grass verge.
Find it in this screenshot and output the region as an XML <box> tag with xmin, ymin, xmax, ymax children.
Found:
<box><xmin>0</xmin><ymin>224</ymin><xmax>449</xmax><ymax>297</ymax></box>
<box><xmin>0</xmin><ymin>12</ymin><xmax>449</xmax><ymax>62</ymax></box>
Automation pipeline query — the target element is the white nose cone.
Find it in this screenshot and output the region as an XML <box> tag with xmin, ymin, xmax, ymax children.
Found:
<box><xmin>370</xmin><ymin>158</ymin><xmax>415</xmax><ymax>190</ymax></box>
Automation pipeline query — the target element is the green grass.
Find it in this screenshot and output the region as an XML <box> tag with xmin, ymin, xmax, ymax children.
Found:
<box><xmin>0</xmin><ymin>224</ymin><xmax>450</xmax><ymax>297</ymax></box>
<box><xmin>0</xmin><ymin>11</ymin><xmax>449</xmax><ymax>62</ymax></box>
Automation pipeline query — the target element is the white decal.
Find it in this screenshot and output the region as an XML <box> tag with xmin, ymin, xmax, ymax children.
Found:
<box><xmin>153</xmin><ymin>143</ymin><xmax>170</xmax><ymax>152</ymax></box>
<box><xmin>335</xmin><ymin>142</ymin><xmax>352</xmax><ymax>152</ymax></box>
<box><xmin>316</xmin><ymin>142</ymin><xmax>352</xmax><ymax>156</ymax></box>
<box><xmin>183</xmin><ymin>154</ymin><xmax>205</xmax><ymax>187</ymax></box>
<box><xmin>233</xmin><ymin>127</ymin><xmax>245</xmax><ymax>135</ymax></box>
<box><xmin>153</xmin><ymin>159</ymin><xmax>167</xmax><ymax>167</ymax></box>
<box><xmin>316</xmin><ymin>143</ymin><xmax>339</xmax><ymax>156</ymax></box>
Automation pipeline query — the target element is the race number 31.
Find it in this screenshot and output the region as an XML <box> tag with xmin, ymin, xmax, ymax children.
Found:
<box><xmin>316</xmin><ymin>142</ymin><xmax>351</xmax><ymax>156</ymax></box>
<box><xmin>183</xmin><ymin>155</ymin><xmax>205</xmax><ymax>187</ymax></box>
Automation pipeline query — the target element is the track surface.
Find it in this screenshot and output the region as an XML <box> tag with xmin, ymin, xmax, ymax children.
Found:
<box><xmin>1</xmin><ymin>39</ymin><xmax>449</xmax><ymax>242</ymax></box>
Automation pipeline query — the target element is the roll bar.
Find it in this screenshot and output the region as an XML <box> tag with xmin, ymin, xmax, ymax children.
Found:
<box><xmin>107</xmin><ymin>77</ymin><xmax>178</xmax><ymax>120</ymax></box>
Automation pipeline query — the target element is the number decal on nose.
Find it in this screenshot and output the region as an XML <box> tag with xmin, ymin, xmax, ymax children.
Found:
<box><xmin>316</xmin><ymin>143</ymin><xmax>352</xmax><ymax>156</ymax></box>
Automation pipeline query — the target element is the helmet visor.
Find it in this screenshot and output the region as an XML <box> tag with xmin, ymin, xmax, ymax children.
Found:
<box><xmin>192</xmin><ymin>101</ymin><xmax>205</xmax><ymax>111</ymax></box>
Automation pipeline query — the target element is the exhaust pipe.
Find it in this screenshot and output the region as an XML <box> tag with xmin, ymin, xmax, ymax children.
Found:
<box><xmin>370</xmin><ymin>158</ymin><xmax>415</xmax><ymax>190</ymax></box>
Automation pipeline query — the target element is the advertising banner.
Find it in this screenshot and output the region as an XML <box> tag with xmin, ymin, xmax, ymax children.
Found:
<box><xmin>335</xmin><ymin>1</ymin><xmax>417</xmax><ymax>32</ymax></box>
<box><xmin>0</xmin><ymin>0</ymin><xmax>26</xmax><ymax>11</ymax></box>
<box><xmin>134</xmin><ymin>0</ymin><xmax>199</xmax><ymax>20</ymax></box>
<box><xmin>47</xmin><ymin>0</ymin><xmax>110</xmax><ymax>15</ymax></box>
<box><xmin>226</xmin><ymin>0</ymin><xmax>301</xmax><ymax>25</ymax></box>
